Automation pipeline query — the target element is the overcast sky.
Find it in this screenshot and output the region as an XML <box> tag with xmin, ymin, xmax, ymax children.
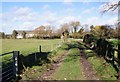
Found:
<box><xmin>0</xmin><ymin>0</ymin><xmax>118</xmax><ymax>34</ymax></box>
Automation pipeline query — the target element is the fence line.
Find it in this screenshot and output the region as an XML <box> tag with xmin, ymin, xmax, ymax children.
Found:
<box><xmin>83</xmin><ymin>38</ymin><xmax>120</xmax><ymax>75</ymax></box>
<box><xmin>0</xmin><ymin>43</ymin><xmax>61</xmax><ymax>81</ymax></box>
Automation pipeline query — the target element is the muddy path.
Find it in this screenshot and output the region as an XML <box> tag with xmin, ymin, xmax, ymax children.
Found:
<box><xmin>80</xmin><ymin>49</ymin><xmax>99</xmax><ymax>80</ymax></box>
<box><xmin>38</xmin><ymin>51</ymin><xmax>68</xmax><ymax>80</ymax></box>
<box><xmin>38</xmin><ymin>44</ymin><xmax>100</xmax><ymax>80</ymax></box>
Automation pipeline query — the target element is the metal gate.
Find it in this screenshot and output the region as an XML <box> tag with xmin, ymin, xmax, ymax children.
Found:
<box><xmin>0</xmin><ymin>51</ymin><xmax>19</xmax><ymax>82</ymax></box>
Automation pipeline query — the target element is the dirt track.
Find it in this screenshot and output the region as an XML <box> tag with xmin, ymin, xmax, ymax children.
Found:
<box><xmin>38</xmin><ymin>52</ymin><xmax>68</xmax><ymax>80</ymax></box>
<box><xmin>39</xmin><ymin>48</ymin><xmax>99</xmax><ymax>80</ymax></box>
<box><xmin>80</xmin><ymin>49</ymin><xmax>99</xmax><ymax>80</ymax></box>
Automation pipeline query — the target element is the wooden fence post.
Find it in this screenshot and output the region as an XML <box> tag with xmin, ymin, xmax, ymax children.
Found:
<box><xmin>13</xmin><ymin>51</ymin><xmax>19</xmax><ymax>79</ymax></box>
<box><xmin>35</xmin><ymin>53</ymin><xmax>37</xmax><ymax>61</ymax></box>
<box><xmin>39</xmin><ymin>45</ymin><xmax>41</xmax><ymax>53</ymax></box>
<box><xmin>118</xmin><ymin>44</ymin><xmax>120</xmax><ymax>64</ymax></box>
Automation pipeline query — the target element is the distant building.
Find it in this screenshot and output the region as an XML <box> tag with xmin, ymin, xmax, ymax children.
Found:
<box><xmin>16</xmin><ymin>31</ymin><xmax>23</xmax><ymax>39</ymax></box>
<box><xmin>16</xmin><ymin>30</ymin><xmax>34</xmax><ymax>39</ymax></box>
<box><xmin>16</xmin><ymin>34</ymin><xmax>23</xmax><ymax>39</ymax></box>
<box><xmin>33</xmin><ymin>26</ymin><xmax>53</xmax><ymax>38</ymax></box>
<box><xmin>12</xmin><ymin>26</ymin><xmax>53</xmax><ymax>39</ymax></box>
<box><xmin>25</xmin><ymin>31</ymin><xmax>34</xmax><ymax>38</ymax></box>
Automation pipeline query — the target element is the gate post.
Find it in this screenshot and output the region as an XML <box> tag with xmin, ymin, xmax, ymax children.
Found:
<box><xmin>13</xmin><ymin>51</ymin><xmax>19</xmax><ymax>79</ymax></box>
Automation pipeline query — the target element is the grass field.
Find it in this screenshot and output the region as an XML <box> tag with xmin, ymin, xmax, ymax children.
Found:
<box><xmin>1</xmin><ymin>38</ymin><xmax>119</xmax><ymax>55</ymax></box>
<box><xmin>1</xmin><ymin>39</ymin><xmax>62</xmax><ymax>56</ymax></box>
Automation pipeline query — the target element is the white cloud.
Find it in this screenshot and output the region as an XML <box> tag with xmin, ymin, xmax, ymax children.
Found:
<box><xmin>13</xmin><ymin>12</ymin><xmax>38</xmax><ymax>21</ymax></box>
<box><xmin>65</xmin><ymin>8</ymin><xmax>74</xmax><ymax>15</ymax></box>
<box><xmin>18</xmin><ymin>22</ymin><xmax>35</xmax><ymax>30</ymax></box>
<box><xmin>87</xmin><ymin>17</ymin><xmax>98</xmax><ymax>21</ymax></box>
<box><xmin>106</xmin><ymin>17</ymin><xmax>117</xmax><ymax>25</ymax></box>
<box><xmin>2</xmin><ymin>6</ymin><xmax>59</xmax><ymax>33</ymax></box>
<box><xmin>63</xmin><ymin>0</ymin><xmax>73</xmax><ymax>6</ymax></box>
<box><xmin>82</xmin><ymin>9</ymin><xmax>91</xmax><ymax>14</ymax></box>
<box><xmin>2</xmin><ymin>3</ymin><xmax>117</xmax><ymax>34</ymax></box>
<box><xmin>58</xmin><ymin>15</ymin><xmax>79</xmax><ymax>25</ymax></box>
<box><xmin>83</xmin><ymin>16</ymin><xmax>117</xmax><ymax>26</ymax></box>
<box><xmin>82</xmin><ymin>8</ymin><xmax>95</xmax><ymax>14</ymax></box>
<box><xmin>81</xmin><ymin>16</ymin><xmax>117</xmax><ymax>31</ymax></box>
<box><xmin>43</xmin><ymin>23</ymin><xmax>51</xmax><ymax>26</ymax></box>
<box><xmin>0</xmin><ymin>13</ymin><xmax>2</xmax><ymax>20</ymax></box>
<box><xmin>42</xmin><ymin>10</ymin><xmax>57</xmax><ymax>23</ymax></box>
<box><xmin>63</xmin><ymin>0</ymin><xmax>73</xmax><ymax>3</ymax></box>
<box><xmin>15</xmin><ymin>7</ymin><xmax>31</xmax><ymax>15</ymax></box>
<box><xmin>2</xmin><ymin>22</ymin><xmax>17</xmax><ymax>33</ymax></box>
<box><xmin>0</xmin><ymin>13</ymin><xmax>2</xmax><ymax>32</ymax></box>
<box><xmin>85</xmin><ymin>17</ymin><xmax>99</xmax><ymax>25</ymax></box>
<box><xmin>2</xmin><ymin>7</ymin><xmax>41</xmax><ymax>33</ymax></box>
<box><xmin>3</xmin><ymin>7</ymin><xmax>39</xmax><ymax>22</ymax></box>
<box><xmin>14</xmin><ymin>7</ymin><xmax>39</xmax><ymax>21</ymax></box>
<box><xmin>2</xmin><ymin>21</ymin><xmax>37</xmax><ymax>33</ymax></box>
<box><xmin>42</xmin><ymin>4</ymin><xmax>50</xmax><ymax>10</ymax></box>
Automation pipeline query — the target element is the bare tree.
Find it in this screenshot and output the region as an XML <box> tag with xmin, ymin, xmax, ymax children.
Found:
<box><xmin>70</xmin><ymin>21</ymin><xmax>80</xmax><ymax>33</ymax></box>
<box><xmin>60</xmin><ymin>23</ymin><xmax>70</xmax><ymax>33</ymax></box>
<box><xmin>0</xmin><ymin>32</ymin><xmax>6</xmax><ymax>39</ymax></box>
<box><xmin>34</xmin><ymin>25</ymin><xmax>46</xmax><ymax>39</ymax></box>
<box><xmin>22</xmin><ymin>31</ymin><xmax>26</xmax><ymax>39</ymax></box>
<box><xmin>100</xmin><ymin>1</ymin><xmax>120</xmax><ymax>68</ymax></box>
<box><xmin>99</xmin><ymin>1</ymin><xmax>120</xmax><ymax>38</ymax></box>
<box><xmin>90</xmin><ymin>25</ymin><xmax>94</xmax><ymax>33</ymax></box>
<box><xmin>100</xmin><ymin>2</ymin><xmax>120</xmax><ymax>13</ymax></box>
<box><xmin>45</xmin><ymin>25</ymin><xmax>53</xmax><ymax>38</ymax></box>
<box><xmin>12</xmin><ymin>30</ymin><xmax>18</xmax><ymax>39</ymax></box>
<box><xmin>78</xmin><ymin>27</ymin><xmax>84</xmax><ymax>38</ymax></box>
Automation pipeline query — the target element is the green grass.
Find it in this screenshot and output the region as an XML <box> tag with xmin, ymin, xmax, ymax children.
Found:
<box><xmin>108</xmin><ymin>39</ymin><xmax>120</xmax><ymax>46</ymax></box>
<box><xmin>20</xmin><ymin>43</ymin><xmax>68</xmax><ymax>80</ymax></box>
<box><xmin>2</xmin><ymin>39</ymin><xmax>118</xmax><ymax>80</ymax></box>
<box><xmin>84</xmin><ymin>49</ymin><xmax>118</xmax><ymax>80</ymax></box>
<box><xmin>49</xmin><ymin>49</ymin><xmax>67</xmax><ymax>63</ymax></box>
<box><xmin>83</xmin><ymin>39</ymin><xmax>118</xmax><ymax>80</ymax></box>
<box><xmin>88</xmin><ymin>57</ymin><xmax>117</xmax><ymax>80</ymax></box>
<box><xmin>84</xmin><ymin>49</ymin><xmax>95</xmax><ymax>59</ymax></box>
<box><xmin>1</xmin><ymin>39</ymin><xmax>63</xmax><ymax>75</ymax></box>
<box><xmin>1</xmin><ymin>39</ymin><xmax>62</xmax><ymax>56</ymax></box>
<box><xmin>52</xmin><ymin>48</ymin><xmax>85</xmax><ymax>80</ymax></box>
<box><xmin>21</xmin><ymin>64</ymin><xmax>48</xmax><ymax>80</ymax></box>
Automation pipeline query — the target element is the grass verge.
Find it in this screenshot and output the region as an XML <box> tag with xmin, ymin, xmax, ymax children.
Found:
<box><xmin>52</xmin><ymin>48</ymin><xmax>85</xmax><ymax>80</ymax></box>
<box><xmin>85</xmin><ymin>49</ymin><xmax>117</xmax><ymax>80</ymax></box>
